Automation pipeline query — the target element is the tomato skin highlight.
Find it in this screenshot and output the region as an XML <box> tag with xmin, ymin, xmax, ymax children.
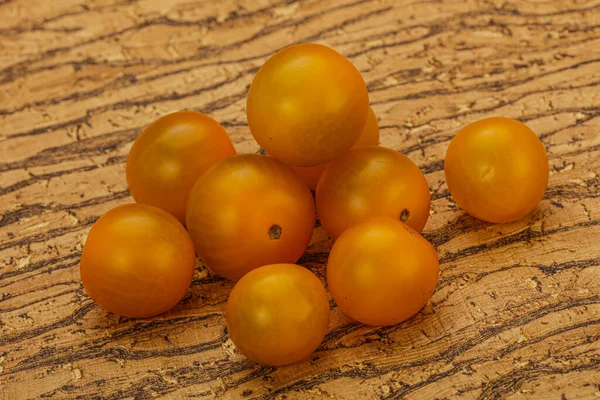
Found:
<box><xmin>80</xmin><ymin>204</ymin><xmax>196</xmax><ymax>318</ymax></box>
<box><xmin>444</xmin><ymin>117</ymin><xmax>549</xmax><ymax>223</ymax></box>
<box><xmin>289</xmin><ymin>106</ymin><xmax>380</xmax><ymax>190</ymax></box>
<box><xmin>316</xmin><ymin>146</ymin><xmax>430</xmax><ymax>240</ymax></box>
<box><xmin>226</xmin><ymin>263</ymin><xmax>330</xmax><ymax>366</ymax></box>
<box><xmin>247</xmin><ymin>43</ymin><xmax>369</xmax><ymax>167</ymax></box>
<box><xmin>327</xmin><ymin>218</ymin><xmax>439</xmax><ymax>327</ymax></box>
<box><xmin>126</xmin><ymin>111</ymin><xmax>236</xmax><ymax>224</ymax></box>
<box><xmin>186</xmin><ymin>154</ymin><xmax>316</xmax><ymax>281</ymax></box>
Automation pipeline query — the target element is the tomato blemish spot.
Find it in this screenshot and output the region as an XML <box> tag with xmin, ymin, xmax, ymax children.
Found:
<box><xmin>403</xmin><ymin>226</ymin><xmax>418</xmax><ymax>238</ymax></box>
<box><xmin>269</xmin><ymin>224</ymin><xmax>282</xmax><ymax>240</ymax></box>
<box><xmin>400</xmin><ymin>208</ymin><xmax>410</xmax><ymax>222</ymax></box>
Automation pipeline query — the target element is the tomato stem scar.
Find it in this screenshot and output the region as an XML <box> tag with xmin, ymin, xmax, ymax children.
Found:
<box><xmin>400</xmin><ymin>208</ymin><xmax>410</xmax><ymax>222</ymax></box>
<box><xmin>269</xmin><ymin>224</ymin><xmax>282</xmax><ymax>240</ymax></box>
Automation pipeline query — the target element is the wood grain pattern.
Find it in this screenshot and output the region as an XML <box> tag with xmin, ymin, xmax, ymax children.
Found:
<box><xmin>1</xmin><ymin>0</ymin><xmax>599</xmax><ymax>398</ymax></box>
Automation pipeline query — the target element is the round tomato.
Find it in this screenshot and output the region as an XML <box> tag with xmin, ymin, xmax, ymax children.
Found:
<box><xmin>126</xmin><ymin>111</ymin><xmax>236</xmax><ymax>224</ymax></box>
<box><xmin>316</xmin><ymin>146</ymin><xmax>430</xmax><ymax>240</ymax></box>
<box><xmin>80</xmin><ymin>204</ymin><xmax>196</xmax><ymax>318</ymax></box>
<box><xmin>353</xmin><ymin>106</ymin><xmax>380</xmax><ymax>148</ymax></box>
<box><xmin>288</xmin><ymin>163</ymin><xmax>328</xmax><ymax>192</ymax></box>
<box><xmin>186</xmin><ymin>154</ymin><xmax>315</xmax><ymax>281</ymax></box>
<box><xmin>289</xmin><ymin>106</ymin><xmax>380</xmax><ymax>190</ymax></box>
<box><xmin>247</xmin><ymin>43</ymin><xmax>369</xmax><ymax>167</ymax></box>
<box><xmin>444</xmin><ymin>117</ymin><xmax>549</xmax><ymax>223</ymax></box>
<box><xmin>226</xmin><ymin>263</ymin><xmax>329</xmax><ymax>366</ymax></box>
<box><xmin>327</xmin><ymin>218</ymin><xmax>439</xmax><ymax>326</ymax></box>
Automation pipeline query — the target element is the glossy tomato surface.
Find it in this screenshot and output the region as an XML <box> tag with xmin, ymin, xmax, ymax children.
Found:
<box><xmin>327</xmin><ymin>218</ymin><xmax>439</xmax><ymax>326</ymax></box>
<box><xmin>444</xmin><ymin>117</ymin><xmax>549</xmax><ymax>223</ymax></box>
<box><xmin>289</xmin><ymin>106</ymin><xmax>380</xmax><ymax>190</ymax></box>
<box><xmin>226</xmin><ymin>263</ymin><xmax>329</xmax><ymax>366</ymax></box>
<box><xmin>186</xmin><ymin>154</ymin><xmax>316</xmax><ymax>281</ymax></box>
<box><xmin>126</xmin><ymin>111</ymin><xmax>236</xmax><ymax>224</ymax></box>
<box><xmin>316</xmin><ymin>146</ymin><xmax>430</xmax><ymax>240</ymax></box>
<box><xmin>247</xmin><ymin>43</ymin><xmax>369</xmax><ymax>167</ymax></box>
<box><xmin>80</xmin><ymin>204</ymin><xmax>196</xmax><ymax>318</ymax></box>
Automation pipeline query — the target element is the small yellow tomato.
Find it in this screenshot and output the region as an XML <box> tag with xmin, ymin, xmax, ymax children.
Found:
<box><xmin>80</xmin><ymin>204</ymin><xmax>196</xmax><ymax>318</ymax></box>
<box><xmin>287</xmin><ymin>163</ymin><xmax>328</xmax><ymax>192</ymax></box>
<box><xmin>327</xmin><ymin>218</ymin><xmax>439</xmax><ymax>326</ymax></box>
<box><xmin>126</xmin><ymin>111</ymin><xmax>236</xmax><ymax>224</ymax></box>
<box><xmin>186</xmin><ymin>155</ymin><xmax>316</xmax><ymax>281</ymax></box>
<box><xmin>444</xmin><ymin>117</ymin><xmax>549</xmax><ymax>223</ymax></box>
<box><xmin>247</xmin><ymin>43</ymin><xmax>369</xmax><ymax>166</ymax></box>
<box><xmin>289</xmin><ymin>106</ymin><xmax>380</xmax><ymax>190</ymax></box>
<box><xmin>354</xmin><ymin>106</ymin><xmax>380</xmax><ymax>148</ymax></box>
<box><xmin>316</xmin><ymin>146</ymin><xmax>430</xmax><ymax>239</ymax></box>
<box><xmin>226</xmin><ymin>264</ymin><xmax>330</xmax><ymax>366</ymax></box>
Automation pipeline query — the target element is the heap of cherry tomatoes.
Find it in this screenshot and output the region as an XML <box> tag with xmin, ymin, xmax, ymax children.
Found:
<box><xmin>80</xmin><ymin>43</ymin><xmax>549</xmax><ymax>366</ymax></box>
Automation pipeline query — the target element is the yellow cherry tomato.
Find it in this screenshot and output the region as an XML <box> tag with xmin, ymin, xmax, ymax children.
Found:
<box><xmin>354</xmin><ymin>106</ymin><xmax>380</xmax><ymax>148</ymax></box>
<box><xmin>247</xmin><ymin>43</ymin><xmax>369</xmax><ymax>166</ymax></box>
<box><xmin>289</xmin><ymin>106</ymin><xmax>380</xmax><ymax>190</ymax></box>
<box><xmin>288</xmin><ymin>163</ymin><xmax>328</xmax><ymax>192</ymax></box>
<box><xmin>226</xmin><ymin>263</ymin><xmax>330</xmax><ymax>366</ymax></box>
<box><xmin>186</xmin><ymin>155</ymin><xmax>316</xmax><ymax>281</ymax></box>
<box><xmin>316</xmin><ymin>146</ymin><xmax>431</xmax><ymax>240</ymax></box>
<box><xmin>80</xmin><ymin>204</ymin><xmax>196</xmax><ymax>318</ymax></box>
<box><xmin>444</xmin><ymin>117</ymin><xmax>549</xmax><ymax>223</ymax></box>
<box><xmin>327</xmin><ymin>218</ymin><xmax>439</xmax><ymax>326</ymax></box>
<box><xmin>126</xmin><ymin>111</ymin><xmax>236</xmax><ymax>224</ymax></box>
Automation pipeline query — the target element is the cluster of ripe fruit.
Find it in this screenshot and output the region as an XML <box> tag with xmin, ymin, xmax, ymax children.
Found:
<box><xmin>80</xmin><ymin>44</ymin><xmax>549</xmax><ymax>366</ymax></box>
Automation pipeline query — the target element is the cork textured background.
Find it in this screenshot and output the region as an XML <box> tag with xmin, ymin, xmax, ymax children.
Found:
<box><xmin>0</xmin><ymin>0</ymin><xmax>599</xmax><ymax>398</ymax></box>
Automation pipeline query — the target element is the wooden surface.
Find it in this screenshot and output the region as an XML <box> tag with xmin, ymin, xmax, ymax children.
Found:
<box><xmin>1</xmin><ymin>0</ymin><xmax>599</xmax><ymax>399</ymax></box>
